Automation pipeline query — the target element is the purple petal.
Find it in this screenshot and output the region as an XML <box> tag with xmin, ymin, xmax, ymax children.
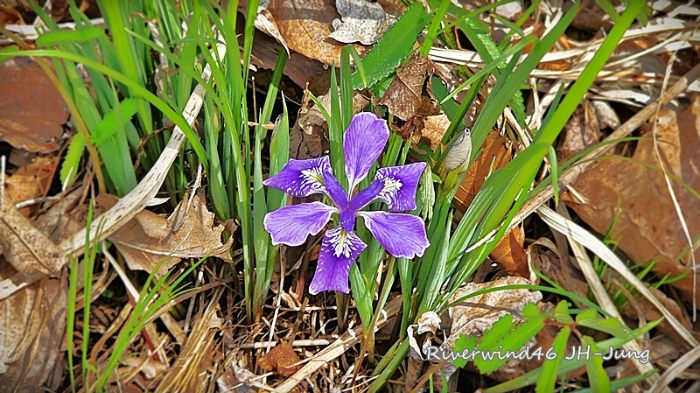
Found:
<box><xmin>309</xmin><ymin>227</ymin><xmax>367</xmax><ymax>294</ymax></box>
<box><xmin>263</xmin><ymin>202</ymin><xmax>336</xmax><ymax>246</ymax></box>
<box><xmin>344</xmin><ymin>113</ymin><xmax>390</xmax><ymax>190</ymax></box>
<box><xmin>322</xmin><ymin>171</ymin><xmax>348</xmax><ymax>208</ymax></box>
<box><xmin>348</xmin><ymin>179</ymin><xmax>383</xmax><ymax>212</ymax></box>
<box><xmin>359</xmin><ymin>211</ymin><xmax>429</xmax><ymax>259</ymax></box>
<box><xmin>263</xmin><ymin>156</ymin><xmax>331</xmax><ymax>197</ymax></box>
<box><xmin>375</xmin><ymin>162</ymin><xmax>427</xmax><ymax>212</ymax></box>
<box><xmin>322</xmin><ymin>171</ymin><xmax>356</xmax><ymax>230</ymax></box>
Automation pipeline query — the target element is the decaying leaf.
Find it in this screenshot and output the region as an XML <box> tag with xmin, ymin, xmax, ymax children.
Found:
<box><xmin>557</xmin><ymin>99</ymin><xmax>602</xmax><ymax>163</ymax></box>
<box><xmin>454</xmin><ymin>130</ymin><xmax>512</xmax><ymax>211</ymax></box>
<box><xmin>378</xmin><ymin>56</ymin><xmax>436</xmax><ymax>121</ymax></box>
<box><xmin>489</xmin><ymin>226</ymin><xmax>529</xmax><ymax>278</ymax></box>
<box><xmin>0</xmin><ymin>192</ymin><xmax>66</xmax><ymax>276</ymax></box>
<box><xmin>121</xmin><ymin>355</ymin><xmax>169</xmax><ymax>380</ymax></box>
<box><xmin>444</xmin><ymin>277</ymin><xmax>542</xmax><ymax>349</ymax></box>
<box><xmin>0</xmin><ymin>262</ymin><xmax>66</xmax><ymax>391</ymax></box>
<box><xmin>264</xmin><ymin>0</ymin><xmax>365</xmax><ymax>66</ymax></box>
<box><xmin>329</xmin><ymin>0</ymin><xmax>395</xmax><ymax>45</ymax></box>
<box><xmin>563</xmin><ymin>95</ymin><xmax>700</xmax><ymax>307</ymax></box>
<box><xmin>440</xmin><ymin>277</ymin><xmax>560</xmax><ymax>381</ymax></box>
<box><xmin>257</xmin><ymin>340</ymin><xmax>302</xmax><ymax>376</ymax></box>
<box><xmin>0</xmin><ymin>58</ymin><xmax>68</xmax><ymax>153</ymax></box>
<box><xmin>96</xmin><ymin>192</ymin><xmax>233</xmax><ymax>275</ymax></box>
<box><xmin>6</xmin><ymin>155</ymin><xmax>58</xmax><ymax>216</ymax></box>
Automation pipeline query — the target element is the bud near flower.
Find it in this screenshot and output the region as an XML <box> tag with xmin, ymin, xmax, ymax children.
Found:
<box><xmin>443</xmin><ymin>128</ymin><xmax>472</xmax><ymax>173</ymax></box>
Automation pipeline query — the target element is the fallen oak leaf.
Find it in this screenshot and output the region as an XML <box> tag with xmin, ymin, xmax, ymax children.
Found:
<box><xmin>265</xmin><ymin>0</ymin><xmax>366</xmax><ymax>66</ymax></box>
<box><xmin>257</xmin><ymin>340</ymin><xmax>302</xmax><ymax>376</ymax></box>
<box><xmin>0</xmin><ymin>57</ymin><xmax>67</xmax><ymax>153</ymax></box>
<box><xmin>0</xmin><ymin>191</ymin><xmax>66</xmax><ymax>276</ymax></box>
<box><xmin>330</xmin><ymin>0</ymin><xmax>395</xmax><ymax>45</ymax></box>
<box><xmin>489</xmin><ymin>226</ymin><xmax>529</xmax><ymax>278</ymax></box>
<box><xmin>95</xmin><ymin>192</ymin><xmax>233</xmax><ymax>275</ymax></box>
<box><xmin>377</xmin><ymin>56</ymin><xmax>435</xmax><ymax>121</ymax></box>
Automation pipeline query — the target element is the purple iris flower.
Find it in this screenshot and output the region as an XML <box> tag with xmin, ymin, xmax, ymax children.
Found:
<box><xmin>263</xmin><ymin>113</ymin><xmax>430</xmax><ymax>295</ymax></box>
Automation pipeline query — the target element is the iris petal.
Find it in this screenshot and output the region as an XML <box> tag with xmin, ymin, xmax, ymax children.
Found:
<box><xmin>263</xmin><ymin>156</ymin><xmax>331</xmax><ymax>197</ymax></box>
<box><xmin>309</xmin><ymin>227</ymin><xmax>367</xmax><ymax>294</ymax></box>
<box><xmin>375</xmin><ymin>162</ymin><xmax>426</xmax><ymax>212</ymax></box>
<box><xmin>344</xmin><ymin>113</ymin><xmax>390</xmax><ymax>191</ymax></box>
<box><xmin>263</xmin><ymin>202</ymin><xmax>336</xmax><ymax>246</ymax></box>
<box><xmin>359</xmin><ymin>211</ymin><xmax>429</xmax><ymax>258</ymax></box>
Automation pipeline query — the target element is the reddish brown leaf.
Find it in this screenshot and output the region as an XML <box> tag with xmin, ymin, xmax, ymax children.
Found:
<box><xmin>265</xmin><ymin>0</ymin><xmax>366</xmax><ymax>66</ymax></box>
<box><xmin>563</xmin><ymin>95</ymin><xmax>700</xmax><ymax>308</ymax></box>
<box><xmin>257</xmin><ymin>340</ymin><xmax>302</xmax><ymax>376</ymax></box>
<box><xmin>490</xmin><ymin>227</ymin><xmax>529</xmax><ymax>278</ymax></box>
<box><xmin>378</xmin><ymin>56</ymin><xmax>435</xmax><ymax>121</ymax></box>
<box><xmin>6</xmin><ymin>155</ymin><xmax>58</xmax><ymax>216</ymax></box>
<box><xmin>557</xmin><ymin>99</ymin><xmax>602</xmax><ymax>163</ymax></box>
<box><xmin>454</xmin><ymin>130</ymin><xmax>512</xmax><ymax>211</ymax></box>
<box><xmin>0</xmin><ymin>58</ymin><xmax>68</xmax><ymax>153</ymax></box>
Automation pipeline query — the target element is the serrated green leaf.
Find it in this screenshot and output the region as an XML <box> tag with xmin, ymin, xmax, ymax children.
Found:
<box><xmin>479</xmin><ymin>314</ymin><xmax>515</xmax><ymax>350</ymax></box>
<box><xmin>536</xmin><ymin>326</ymin><xmax>570</xmax><ymax>393</ymax></box>
<box><xmin>352</xmin><ymin>3</ymin><xmax>429</xmax><ymax>89</ymax></box>
<box><xmin>576</xmin><ymin>308</ymin><xmax>598</xmax><ymax>323</ymax></box>
<box><xmin>90</xmin><ymin>98</ymin><xmax>139</xmax><ymax>147</ymax></box>
<box><xmin>583</xmin><ymin>337</ymin><xmax>610</xmax><ymax>393</ymax></box>
<box><xmin>553</xmin><ymin>301</ymin><xmax>574</xmax><ymax>324</ymax></box>
<box><xmin>60</xmin><ymin>133</ymin><xmax>86</xmax><ymax>189</ymax></box>
<box><xmin>577</xmin><ymin>317</ymin><xmax>630</xmax><ymax>339</ymax></box>
<box><xmin>476</xmin><ymin>315</ymin><xmax>545</xmax><ymax>374</ymax></box>
<box><xmin>522</xmin><ymin>302</ymin><xmax>541</xmax><ymax>319</ymax></box>
<box><xmin>453</xmin><ymin>334</ymin><xmax>478</xmax><ymax>369</ymax></box>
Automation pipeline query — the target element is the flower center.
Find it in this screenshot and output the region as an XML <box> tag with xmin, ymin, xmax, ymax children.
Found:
<box><xmin>329</xmin><ymin>228</ymin><xmax>353</xmax><ymax>258</ymax></box>
<box><xmin>379</xmin><ymin>177</ymin><xmax>402</xmax><ymax>200</ymax></box>
<box><xmin>301</xmin><ymin>167</ymin><xmax>325</xmax><ymax>190</ymax></box>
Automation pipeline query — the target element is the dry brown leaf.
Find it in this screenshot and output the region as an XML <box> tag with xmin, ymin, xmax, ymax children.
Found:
<box><xmin>563</xmin><ymin>95</ymin><xmax>700</xmax><ymax>308</ymax></box>
<box><xmin>265</xmin><ymin>0</ymin><xmax>366</xmax><ymax>66</ymax></box>
<box><xmin>0</xmin><ymin>58</ymin><xmax>68</xmax><ymax>153</ymax></box>
<box><xmin>257</xmin><ymin>340</ymin><xmax>302</xmax><ymax>376</ymax></box>
<box><xmin>0</xmin><ymin>262</ymin><xmax>66</xmax><ymax>391</ymax></box>
<box><xmin>489</xmin><ymin>226</ymin><xmax>529</xmax><ymax>278</ymax></box>
<box><xmin>96</xmin><ymin>192</ymin><xmax>233</xmax><ymax>275</ymax></box>
<box><xmin>530</xmin><ymin>246</ymin><xmax>588</xmax><ymax>299</ymax></box>
<box><xmin>454</xmin><ymin>130</ymin><xmax>512</xmax><ymax>211</ymax></box>
<box><xmin>329</xmin><ymin>0</ymin><xmax>395</xmax><ymax>45</ymax></box>
<box><xmin>0</xmin><ymin>5</ymin><xmax>24</xmax><ymax>25</ymax></box>
<box><xmin>377</xmin><ymin>56</ymin><xmax>435</xmax><ymax>121</ymax></box>
<box><xmin>0</xmin><ymin>192</ymin><xmax>66</xmax><ymax>276</ymax></box>
<box><xmin>557</xmin><ymin>99</ymin><xmax>603</xmax><ymax>163</ymax></box>
<box><xmin>441</xmin><ymin>277</ymin><xmax>560</xmax><ymax>381</ymax></box>
<box><xmin>6</xmin><ymin>155</ymin><xmax>58</xmax><ymax>216</ymax></box>
<box><xmin>413</xmin><ymin>113</ymin><xmax>450</xmax><ymax>150</ymax></box>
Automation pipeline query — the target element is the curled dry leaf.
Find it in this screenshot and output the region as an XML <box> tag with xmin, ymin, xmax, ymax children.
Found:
<box><xmin>264</xmin><ymin>0</ymin><xmax>365</xmax><ymax>66</ymax></box>
<box><xmin>489</xmin><ymin>226</ymin><xmax>529</xmax><ymax>278</ymax></box>
<box><xmin>6</xmin><ymin>155</ymin><xmax>59</xmax><ymax>216</ymax></box>
<box><xmin>0</xmin><ymin>262</ymin><xmax>66</xmax><ymax>391</ymax></box>
<box><xmin>121</xmin><ymin>355</ymin><xmax>169</xmax><ymax>380</ymax></box>
<box><xmin>557</xmin><ymin>99</ymin><xmax>602</xmax><ymax>163</ymax></box>
<box><xmin>95</xmin><ymin>192</ymin><xmax>233</xmax><ymax>276</ymax></box>
<box><xmin>441</xmin><ymin>276</ymin><xmax>563</xmax><ymax>381</ymax></box>
<box><xmin>0</xmin><ymin>58</ymin><xmax>68</xmax><ymax>153</ymax></box>
<box><xmin>563</xmin><ymin>95</ymin><xmax>700</xmax><ymax>308</ymax></box>
<box><xmin>454</xmin><ymin>130</ymin><xmax>512</xmax><ymax>211</ymax></box>
<box><xmin>257</xmin><ymin>340</ymin><xmax>302</xmax><ymax>376</ymax></box>
<box><xmin>378</xmin><ymin>56</ymin><xmax>436</xmax><ymax>121</ymax></box>
<box><xmin>0</xmin><ymin>192</ymin><xmax>66</xmax><ymax>276</ymax></box>
<box><xmin>330</xmin><ymin>0</ymin><xmax>395</xmax><ymax>45</ymax></box>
